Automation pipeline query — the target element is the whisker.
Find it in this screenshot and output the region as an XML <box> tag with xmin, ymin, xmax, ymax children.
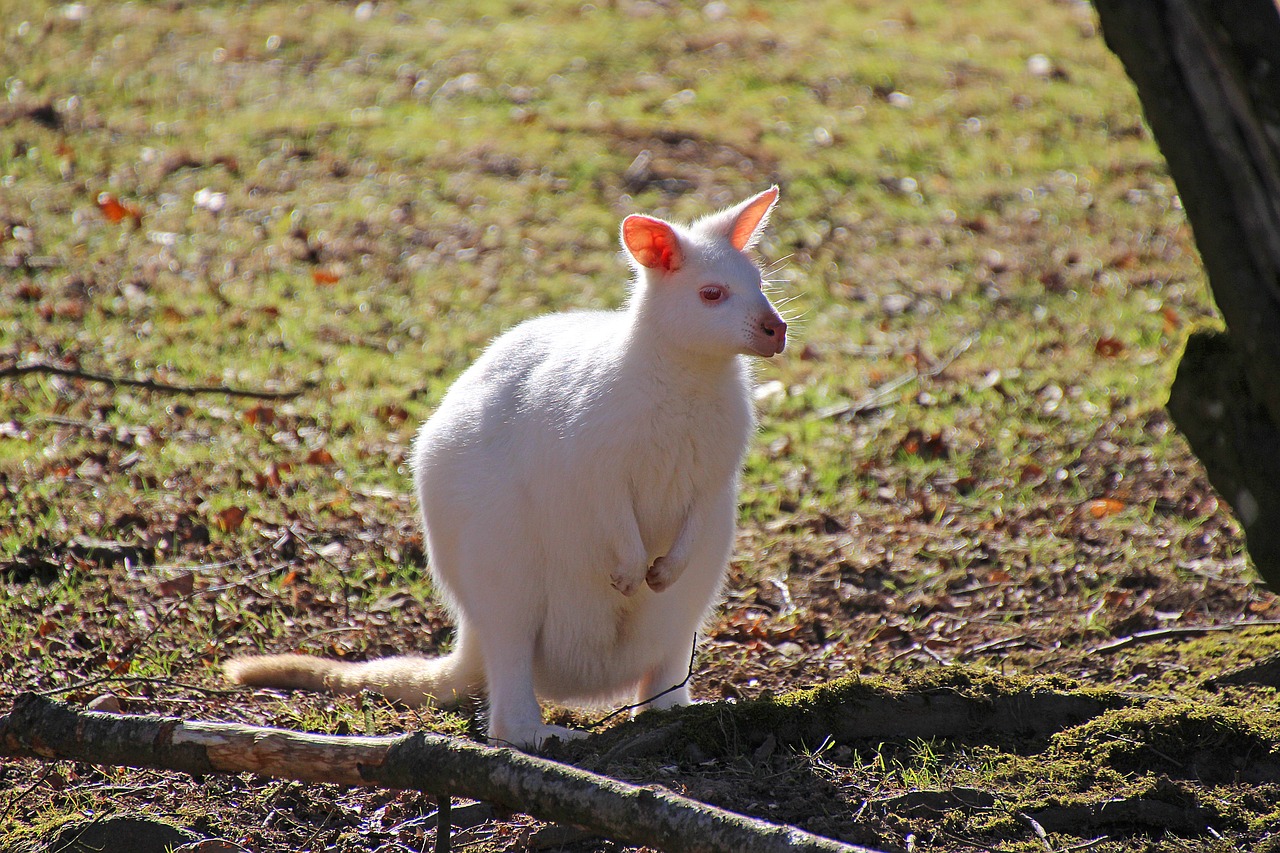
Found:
<box><xmin>764</xmin><ymin>254</ymin><xmax>794</xmax><ymax>274</ymax></box>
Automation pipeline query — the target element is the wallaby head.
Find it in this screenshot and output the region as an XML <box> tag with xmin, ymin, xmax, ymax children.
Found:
<box><xmin>621</xmin><ymin>186</ymin><xmax>787</xmax><ymax>360</ymax></box>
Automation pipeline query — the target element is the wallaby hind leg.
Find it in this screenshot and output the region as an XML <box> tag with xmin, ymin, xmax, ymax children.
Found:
<box><xmin>634</xmin><ymin>642</ymin><xmax>696</xmax><ymax>713</ymax></box>
<box><xmin>481</xmin><ymin>637</ymin><xmax>586</xmax><ymax>749</ymax></box>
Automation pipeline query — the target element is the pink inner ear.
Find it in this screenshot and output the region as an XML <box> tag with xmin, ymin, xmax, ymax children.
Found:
<box><xmin>729</xmin><ymin>186</ymin><xmax>779</xmax><ymax>250</ymax></box>
<box><xmin>623</xmin><ymin>215</ymin><xmax>683</xmax><ymax>272</ymax></box>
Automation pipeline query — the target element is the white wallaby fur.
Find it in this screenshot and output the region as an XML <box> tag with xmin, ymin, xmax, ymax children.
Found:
<box><xmin>225</xmin><ymin>187</ymin><xmax>788</xmax><ymax>749</ymax></box>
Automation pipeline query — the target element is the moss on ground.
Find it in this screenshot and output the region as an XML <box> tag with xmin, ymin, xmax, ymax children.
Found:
<box><xmin>1050</xmin><ymin>702</ymin><xmax>1280</xmax><ymax>782</ymax></box>
<box><xmin>4</xmin><ymin>0</ymin><xmax>1280</xmax><ymax>849</ymax></box>
<box><xmin>560</xmin><ymin>661</ymin><xmax>1280</xmax><ymax>850</ymax></box>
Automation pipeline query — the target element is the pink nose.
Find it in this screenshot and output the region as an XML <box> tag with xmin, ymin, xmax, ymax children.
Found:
<box><xmin>761</xmin><ymin>315</ymin><xmax>787</xmax><ymax>350</ymax></box>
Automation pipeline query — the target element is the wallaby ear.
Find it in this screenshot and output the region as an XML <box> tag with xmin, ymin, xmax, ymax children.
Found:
<box><xmin>621</xmin><ymin>214</ymin><xmax>684</xmax><ymax>272</ymax></box>
<box><xmin>698</xmin><ymin>185</ymin><xmax>780</xmax><ymax>251</ymax></box>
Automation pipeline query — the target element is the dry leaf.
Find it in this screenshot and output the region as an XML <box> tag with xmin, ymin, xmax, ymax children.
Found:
<box><xmin>376</xmin><ymin>404</ymin><xmax>410</xmax><ymax>426</ymax></box>
<box><xmin>96</xmin><ymin>192</ymin><xmax>142</xmax><ymax>225</ymax></box>
<box><xmin>799</xmin><ymin>343</ymin><xmax>822</xmax><ymax>361</ymax></box>
<box><xmin>869</xmin><ymin>623</ymin><xmax>910</xmax><ymax>644</ymax></box>
<box><xmin>214</xmin><ymin>506</ymin><xmax>247</xmax><ymax>532</ymax></box>
<box><xmin>306</xmin><ymin>448</ymin><xmax>335</xmax><ymax>465</ymax></box>
<box><xmin>157</xmin><ymin>572</ymin><xmax>195</xmax><ymax>597</ymax></box>
<box><xmin>1108</xmin><ymin>250</ymin><xmax>1138</xmax><ymax>270</ymax></box>
<box><xmin>1086</xmin><ymin>497</ymin><xmax>1126</xmax><ymax>519</ymax></box>
<box><xmin>39</xmin><ymin>299</ymin><xmax>86</xmax><ymax>321</ymax></box>
<box><xmin>243</xmin><ymin>405</ymin><xmax>275</xmax><ymax>426</ymax></box>
<box><xmin>255</xmin><ymin>461</ymin><xmax>291</xmax><ymax>490</ymax></box>
<box><xmin>1094</xmin><ymin>337</ymin><xmax>1125</xmax><ymax>358</ymax></box>
<box><xmin>54</xmin><ymin>298</ymin><xmax>86</xmax><ymax>320</ymax></box>
<box><xmin>1103</xmin><ymin>589</ymin><xmax>1131</xmax><ymax>607</ymax></box>
<box><xmin>898</xmin><ymin>427</ymin><xmax>949</xmax><ymax>460</ymax></box>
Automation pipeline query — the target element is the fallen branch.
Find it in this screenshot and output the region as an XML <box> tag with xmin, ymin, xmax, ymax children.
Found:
<box><xmin>0</xmin><ymin>693</ymin><xmax>879</xmax><ymax>853</ymax></box>
<box><xmin>0</xmin><ymin>358</ymin><xmax>307</xmax><ymax>400</ymax></box>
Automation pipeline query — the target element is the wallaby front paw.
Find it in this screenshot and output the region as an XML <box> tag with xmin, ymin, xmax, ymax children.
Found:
<box><xmin>610</xmin><ymin>563</ymin><xmax>647</xmax><ymax>596</ymax></box>
<box><xmin>645</xmin><ymin>554</ymin><xmax>685</xmax><ymax>591</ymax></box>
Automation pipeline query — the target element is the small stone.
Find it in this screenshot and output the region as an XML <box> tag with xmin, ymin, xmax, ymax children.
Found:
<box><xmin>88</xmin><ymin>693</ymin><xmax>122</xmax><ymax>713</ymax></box>
<box><xmin>1027</xmin><ymin>54</ymin><xmax>1054</xmax><ymax>77</ymax></box>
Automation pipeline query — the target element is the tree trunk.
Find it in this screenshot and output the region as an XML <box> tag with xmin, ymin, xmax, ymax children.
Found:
<box><xmin>1092</xmin><ymin>0</ymin><xmax>1280</xmax><ymax>588</ymax></box>
<box><xmin>0</xmin><ymin>693</ymin><xmax>878</xmax><ymax>853</ymax></box>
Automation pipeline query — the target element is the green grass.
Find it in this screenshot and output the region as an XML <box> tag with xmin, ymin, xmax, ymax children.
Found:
<box><xmin>2</xmin><ymin>1</ymin><xmax>1276</xmax><ymax>851</ymax></box>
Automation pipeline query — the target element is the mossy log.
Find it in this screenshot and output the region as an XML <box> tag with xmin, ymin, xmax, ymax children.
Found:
<box><xmin>566</xmin><ymin>670</ymin><xmax>1134</xmax><ymax>768</ymax></box>
<box><xmin>1203</xmin><ymin>649</ymin><xmax>1280</xmax><ymax>689</ymax></box>
<box><xmin>1092</xmin><ymin>0</ymin><xmax>1280</xmax><ymax>588</ymax></box>
<box><xmin>0</xmin><ymin>692</ymin><xmax>878</xmax><ymax>853</ymax></box>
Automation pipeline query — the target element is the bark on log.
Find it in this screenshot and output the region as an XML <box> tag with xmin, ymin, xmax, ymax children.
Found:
<box><xmin>0</xmin><ymin>693</ymin><xmax>879</xmax><ymax>853</ymax></box>
<box><xmin>1092</xmin><ymin>0</ymin><xmax>1280</xmax><ymax>588</ymax></box>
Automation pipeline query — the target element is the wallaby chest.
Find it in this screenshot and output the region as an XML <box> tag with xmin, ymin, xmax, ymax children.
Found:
<box><xmin>613</xmin><ymin>379</ymin><xmax>749</xmax><ymax>554</ymax></box>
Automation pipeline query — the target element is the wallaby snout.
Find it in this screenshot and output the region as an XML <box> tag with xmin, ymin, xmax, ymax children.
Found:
<box><xmin>762</xmin><ymin>313</ymin><xmax>787</xmax><ymax>344</ymax></box>
<box><xmin>753</xmin><ymin>311</ymin><xmax>787</xmax><ymax>357</ymax></box>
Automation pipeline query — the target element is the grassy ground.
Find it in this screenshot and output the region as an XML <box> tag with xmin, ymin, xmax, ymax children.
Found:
<box><xmin>2</xmin><ymin>0</ymin><xmax>1279</xmax><ymax>851</ymax></box>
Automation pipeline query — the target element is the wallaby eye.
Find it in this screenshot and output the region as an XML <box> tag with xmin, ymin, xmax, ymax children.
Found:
<box><xmin>699</xmin><ymin>285</ymin><xmax>727</xmax><ymax>304</ymax></box>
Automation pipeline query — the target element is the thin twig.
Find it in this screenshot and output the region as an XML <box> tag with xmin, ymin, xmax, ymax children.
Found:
<box><xmin>0</xmin><ymin>358</ymin><xmax>308</xmax><ymax>400</ymax></box>
<box><xmin>85</xmin><ymin>676</ymin><xmax>244</xmax><ymax>698</ymax></box>
<box><xmin>1018</xmin><ymin>811</ymin><xmax>1054</xmax><ymax>852</ymax></box>
<box><xmin>1055</xmin><ymin>837</ymin><xmax>1110</xmax><ymax>853</ymax></box>
<box><xmin>37</xmin><ymin>559</ymin><xmax>291</xmax><ymax>697</ymax></box>
<box><xmin>143</xmin><ymin>546</ymin><xmax>270</xmax><ymax>576</ymax></box>
<box><xmin>289</xmin><ymin>525</ymin><xmax>352</xmax><ymax>621</ymax></box>
<box><xmin>0</xmin><ymin>763</ymin><xmax>53</xmax><ymax>822</ymax></box>
<box><xmin>1089</xmin><ymin>619</ymin><xmax>1280</xmax><ymax>654</ymax></box>
<box><xmin>589</xmin><ymin>637</ymin><xmax>697</xmax><ymax>729</ymax></box>
<box><xmin>957</xmin><ymin>635</ymin><xmax>1040</xmax><ymax>661</ymax></box>
<box><xmin>1103</xmin><ymin>733</ymin><xmax>1183</xmax><ymax>769</ymax></box>
<box><xmin>819</xmin><ymin>334</ymin><xmax>977</xmax><ymax>420</ymax></box>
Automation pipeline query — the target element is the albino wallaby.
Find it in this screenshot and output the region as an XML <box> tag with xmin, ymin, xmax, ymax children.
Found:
<box><xmin>226</xmin><ymin>187</ymin><xmax>788</xmax><ymax>749</ymax></box>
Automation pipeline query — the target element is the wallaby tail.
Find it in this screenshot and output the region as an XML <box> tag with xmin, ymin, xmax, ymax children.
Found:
<box><xmin>224</xmin><ymin>650</ymin><xmax>481</xmax><ymax>708</ymax></box>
